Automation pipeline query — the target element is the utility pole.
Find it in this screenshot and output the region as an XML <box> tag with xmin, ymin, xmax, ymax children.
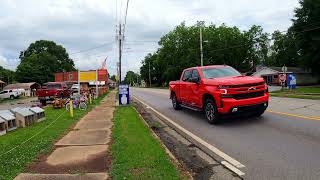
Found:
<box><xmin>149</xmin><ymin>61</ymin><xmax>151</xmax><ymax>87</ymax></box>
<box><xmin>118</xmin><ymin>23</ymin><xmax>122</xmax><ymax>84</ymax></box>
<box><xmin>200</xmin><ymin>26</ymin><xmax>203</xmax><ymax>66</ymax></box>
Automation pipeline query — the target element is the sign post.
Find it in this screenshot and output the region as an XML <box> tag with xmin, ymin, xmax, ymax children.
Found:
<box><xmin>119</xmin><ymin>84</ymin><xmax>129</xmax><ymax>105</ymax></box>
<box><xmin>279</xmin><ymin>73</ymin><xmax>286</xmax><ymax>90</ymax></box>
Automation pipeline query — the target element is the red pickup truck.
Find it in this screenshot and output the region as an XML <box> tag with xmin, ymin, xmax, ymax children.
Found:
<box><xmin>37</xmin><ymin>82</ymin><xmax>71</xmax><ymax>105</ymax></box>
<box><xmin>169</xmin><ymin>65</ymin><xmax>269</xmax><ymax>124</ymax></box>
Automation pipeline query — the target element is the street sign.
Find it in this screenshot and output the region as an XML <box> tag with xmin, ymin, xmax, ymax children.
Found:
<box><xmin>279</xmin><ymin>73</ymin><xmax>286</xmax><ymax>82</ymax></box>
<box><xmin>119</xmin><ymin>84</ymin><xmax>129</xmax><ymax>105</ymax></box>
<box><xmin>282</xmin><ymin>66</ymin><xmax>287</xmax><ymax>73</ymax></box>
<box><xmin>288</xmin><ymin>74</ymin><xmax>297</xmax><ymax>89</ymax></box>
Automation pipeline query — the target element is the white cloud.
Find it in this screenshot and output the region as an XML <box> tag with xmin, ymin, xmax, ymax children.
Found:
<box><xmin>0</xmin><ymin>0</ymin><xmax>300</xmax><ymax>79</ymax></box>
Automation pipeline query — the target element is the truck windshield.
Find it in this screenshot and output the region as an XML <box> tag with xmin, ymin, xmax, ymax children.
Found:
<box><xmin>202</xmin><ymin>67</ymin><xmax>241</xmax><ymax>79</ymax></box>
<box><xmin>47</xmin><ymin>84</ymin><xmax>62</xmax><ymax>89</ymax></box>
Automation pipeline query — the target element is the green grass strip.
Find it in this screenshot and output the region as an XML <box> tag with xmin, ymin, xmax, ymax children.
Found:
<box><xmin>111</xmin><ymin>106</ymin><xmax>182</xmax><ymax>180</ymax></box>
<box><xmin>0</xmin><ymin>92</ymin><xmax>108</xmax><ymax>180</ymax></box>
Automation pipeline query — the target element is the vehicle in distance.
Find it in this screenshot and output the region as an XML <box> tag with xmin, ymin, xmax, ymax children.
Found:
<box><xmin>37</xmin><ymin>82</ymin><xmax>71</xmax><ymax>105</ymax></box>
<box><xmin>169</xmin><ymin>65</ymin><xmax>269</xmax><ymax>124</ymax></box>
<box><xmin>0</xmin><ymin>89</ymin><xmax>19</xmax><ymax>100</ymax></box>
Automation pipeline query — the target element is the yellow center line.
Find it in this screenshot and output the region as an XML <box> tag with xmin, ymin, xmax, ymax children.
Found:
<box><xmin>266</xmin><ymin>110</ymin><xmax>320</xmax><ymax>121</ymax></box>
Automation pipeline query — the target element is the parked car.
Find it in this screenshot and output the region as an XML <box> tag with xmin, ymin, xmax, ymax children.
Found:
<box><xmin>169</xmin><ymin>65</ymin><xmax>269</xmax><ymax>124</ymax></box>
<box><xmin>0</xmin><ymin>89</ymin><xmax>19</xmax><ymax>100</ymax></box>
<box><xmin>71</xmin><ymin>84</ymin><xmax>80</xmax><ymax>94</ymax></box>
<box><xmin>37</xmin><ymin>82</ymin><xmax>71</xmax><ymax>105</ymax></box>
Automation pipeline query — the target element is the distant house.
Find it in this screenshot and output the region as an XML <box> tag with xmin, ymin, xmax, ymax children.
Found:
<box><xmin>3</xmin><ymin>82</ymin><xmax>40</xmax><ymax>96</ymax></box>
<box><xmin>252</xmin><ymin>66</ymin><xmax>319</xmax><ymax>85</ymax></box>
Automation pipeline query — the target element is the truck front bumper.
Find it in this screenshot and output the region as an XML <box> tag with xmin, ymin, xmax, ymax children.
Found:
<box><xmin>217</xmin><ymin>94</ymin><xmax>269</xmax><ymax>114</ymax></box>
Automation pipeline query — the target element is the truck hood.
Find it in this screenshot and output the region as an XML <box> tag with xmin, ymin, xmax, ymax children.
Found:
<box><xmin>203</xmin><ymin>76</ymin><xmax>265</xmax><ymax>86</ymax></box>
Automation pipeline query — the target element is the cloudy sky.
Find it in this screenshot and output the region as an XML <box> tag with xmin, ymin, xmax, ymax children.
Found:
<box><xmin>0</xmin><ymin>0</ymin><xmax>299</xmax><ymax>79</ymax></box>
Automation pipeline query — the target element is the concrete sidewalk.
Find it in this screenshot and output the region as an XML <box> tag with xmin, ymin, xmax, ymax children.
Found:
<box><xmin>268</xmin><ymin>96</ymin><xmax>320</xmax><ymax>118</ymax></box>
<box><xmin>15</xmin><ymin>91</ymin><xmax>116</xmax><ymax>180</ymax></box>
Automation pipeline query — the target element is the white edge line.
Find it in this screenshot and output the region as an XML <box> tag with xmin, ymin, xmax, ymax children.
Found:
<box><xmin>132</xmin><ymin>95</ymin><xmax>246</xmax><ymax>171</ymax></box>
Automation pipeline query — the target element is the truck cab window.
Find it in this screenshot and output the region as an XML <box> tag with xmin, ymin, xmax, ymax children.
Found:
<box><xmin>192</xmin><ymin>69</ymin><xmax>200</xmax><ymax>79</ymax></box>
<box><xmin>182</xmin><ymin>70</ymin><xmax>192</xmax><ymax>81</ymax></box>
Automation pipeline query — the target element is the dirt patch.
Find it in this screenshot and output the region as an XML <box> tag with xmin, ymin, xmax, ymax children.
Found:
<box><xmin>26</xmin><ymin>146</ymin><xmax>112</xmax><ymax>174</ymax></box>
<box><xmin>132</xmin><ymin>100</ymin><xmax>242</xmax><ymax>180</ymax></box>
<box><xmin>15</xmin><ymin>173</ymin><xmax>108</xmax><ymax>180</ymax></box>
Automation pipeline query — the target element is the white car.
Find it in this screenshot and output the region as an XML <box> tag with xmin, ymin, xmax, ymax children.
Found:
<box><xmin>0</xmin><ymin>90</ymin><xmax>19</xmax><ymax>100</ymax></box>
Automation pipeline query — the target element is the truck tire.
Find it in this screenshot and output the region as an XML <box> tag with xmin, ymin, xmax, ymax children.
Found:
<box><xmin>204</xmin><ymin>98</ymin><xmax>220</xmax><ymax>124</ymax></box>
<box><xmin>10</xmin><ymin>95</ymin><xmax>14</xmax><ymax>100</ymax></box>
<box><xmin>40</xmin><ymin>100</ymin><xmax>47</xmax><ymax>106</ymax></box>
<box><xmin>172</xmin><ymin>93</ymin><xmax>181</xmax><ymax>110</ymax></box>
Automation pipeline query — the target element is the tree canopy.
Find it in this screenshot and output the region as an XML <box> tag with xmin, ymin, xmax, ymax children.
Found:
<box><xmin>16</xmin><ymin>40</ymin><xmax>75</xmax><ymax>83</ymax></box>
<box><xmin>139</xmin><ymin>0</ymin><xmax>320</xmax><ymax>86</ymax></box>
<box><xmin>0</xmin><ymin>66</ymin><xmax>15</xmax><ymax>84</ymax></box>
<box><xmin>140</xmin><ymin>23</ymin><xmax>269</xmax><ymax>86</ymax></box>
<box><xmin>124</xmin><ymin>71</ymin><xmax>140</xmax><ymax>85</ymax></box>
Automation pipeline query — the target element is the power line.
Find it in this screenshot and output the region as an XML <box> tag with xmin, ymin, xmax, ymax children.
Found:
<box><xmin>69</xmin><ymin>41</ymin><xmax>115</xmax><ymax>55</ymax></box>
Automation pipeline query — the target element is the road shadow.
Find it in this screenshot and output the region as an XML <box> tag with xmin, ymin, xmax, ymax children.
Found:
<box><xmin>178</xmin><ymin>106</ymin><xmax>267</xmax><ymax>127</ymax></box>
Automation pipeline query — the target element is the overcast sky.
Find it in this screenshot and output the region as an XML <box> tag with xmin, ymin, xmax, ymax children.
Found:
<box><xmin>0</xmin><ymin>0</ymin><xmax>299</xmax><ymax>79</ymax></box>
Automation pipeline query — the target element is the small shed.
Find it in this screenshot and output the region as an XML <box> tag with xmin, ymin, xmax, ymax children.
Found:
<box><xmin>10</xmin><ymin>107</ymin><xmax>36</xmax><ymax>128</ymax></box>
<box><xmin>0</xmin><ymin>110</ymin><xmax>17</xmax><ymax>131</ymax></box>
<box><xmin>29</xmin><ymin>107</ymin><xmax>46</xmax><ymax>122</ymax></box>
<box><xmin>3</xmin><ymin>82</ymin><xmax>40</xmax><ymax>96</ymax></box>
<box><xmin>0</xmin><ymin>117</ymin><xmax>6</xmax><ymax>136</ymax></box>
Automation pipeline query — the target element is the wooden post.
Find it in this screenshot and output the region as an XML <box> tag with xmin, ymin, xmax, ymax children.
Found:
<box><xmin>69</xmin><ymin>100</ymin><xmax>74</xmax><ymax>117</ymax></box>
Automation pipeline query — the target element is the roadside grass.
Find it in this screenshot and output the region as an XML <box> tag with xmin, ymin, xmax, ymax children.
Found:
<box><xmin>270</xmin><ymin>87</ymin><xmax>320</xmax><ymax>100</ymax></box>
<box><xmin>111</xmin><ymin>106</ymin><xmax>183</xmax><ymax>180</ymax></box>
<box><xmin>0</xmin><ymin>92</ymin><xmax>108</xmax><ymax>180</ymax></box>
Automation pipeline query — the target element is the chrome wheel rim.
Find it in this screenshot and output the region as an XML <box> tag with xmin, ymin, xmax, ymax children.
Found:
<box><xmin>205</xmin><ymin>103</ymin><xmax>215</xmax><ymax>121</ymax></box>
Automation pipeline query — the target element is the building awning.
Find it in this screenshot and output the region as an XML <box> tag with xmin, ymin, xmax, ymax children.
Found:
<box><xmin>0</xmin><ymin>80</ymin><xmax>5</xmax><ymax>84</ymax></box>
<box><xmin>4</xmin><ymin>82</ymin><xmax>40</xmax><ymax>90</ymax></box>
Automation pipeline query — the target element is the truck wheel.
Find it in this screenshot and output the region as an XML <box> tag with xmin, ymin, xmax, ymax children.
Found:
<box><xmin>204</xmin><ymin>98</ymin><xmax>219</xmax><ymax>124</ymax></box>
<box><xmin>10</xmin><ymin>95</ymin><xmax>14</xmax><ymax>100</ymax></box>
<box><xmin>40</xmin><ymin>100</ymin><xmax>47</xmax><ymax>106</ymax></box>
<box><xmin>172</xmin><ymin>93</ymin><xmax>181</xmax><ymax>110</ymax></box>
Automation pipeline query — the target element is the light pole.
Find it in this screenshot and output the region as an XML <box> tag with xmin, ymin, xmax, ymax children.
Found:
<box><xmin>200</xmin><ymin>26</ymin><xmax>203</xmax><ymax>66</ymax></box>
<box><xmin>149</xmin><ymin>61</ymin><xmax>151</xmax><ymax>87</ymax></box>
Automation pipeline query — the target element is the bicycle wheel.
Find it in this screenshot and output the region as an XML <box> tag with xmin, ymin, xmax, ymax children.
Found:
<box><xmin>66</xmin><ymin>103</ymin><xmax>70</xmax><ymax>111</ymax></box>
<box><xmin>79</xmin><ymin>102</ymin><xmax>87</xmax><ymax>110</ymax></box>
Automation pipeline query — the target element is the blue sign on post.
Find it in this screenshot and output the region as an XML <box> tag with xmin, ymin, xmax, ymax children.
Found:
<box><xmin>119</xmin><ymin>84</ymin><xmax>129</xmax><ymax>105</ymax></box>
<box><xmin>288</xmin><ymin>74</ymin><xmax>297</xmax><ymax>89</ymax></box>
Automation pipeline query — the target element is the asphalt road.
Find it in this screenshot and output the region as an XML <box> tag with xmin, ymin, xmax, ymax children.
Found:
<box><xmin>132</xmin><ymin>87</ymin><xmax>320</xmax><ymax>180</ymax></box>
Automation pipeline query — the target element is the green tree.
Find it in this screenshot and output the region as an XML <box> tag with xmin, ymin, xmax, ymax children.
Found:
<box><xmin>140</xmin><ymin>22</ymin><xmax>270</xmax><ymax>86</ymax></box>
<box><xmin>16</xmin><ymin>40</ymin><xmax>75</xmax><ymax>83</ymax></box>
<box><xmin>268</xmin><ymin>30</ymin><xmax>298</xmax><ymax>67</ymax></box>
<box><xmin>110</xmin><ymin>75</ymin><xmax>117</xmax><ymax>81</ymax></box>
<box><xmin>291</xmin><ymin>0</ymin><xmax>320</xmax><ymax>75</ymax></box>
<box><xmin>0</xmin><ymin>66</ymin><xmax>15</xmax><ymax>84</ymax></box>
<box><xmin>124</xmin><ymin>71</ymin><xmax>140</xmax><ymax>85</ymax></box>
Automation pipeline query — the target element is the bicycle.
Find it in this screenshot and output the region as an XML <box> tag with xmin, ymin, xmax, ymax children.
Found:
<box><xmin>65</xmin><ymin>94</ymin><xmax>88</xmax><ymax>111</ymax></box>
